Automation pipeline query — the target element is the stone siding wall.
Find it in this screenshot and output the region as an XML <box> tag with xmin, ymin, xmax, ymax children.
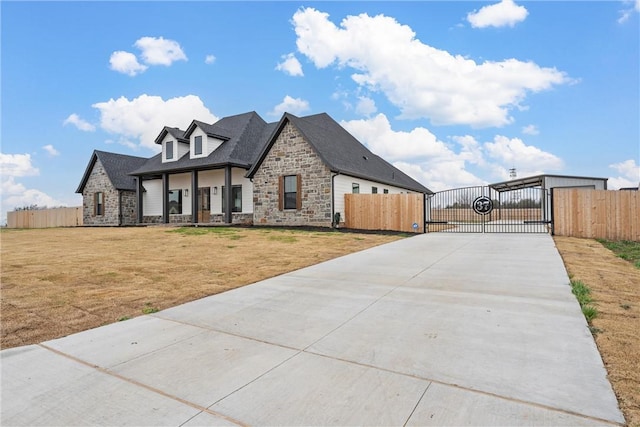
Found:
<box><xmin>120</xmin><ymin>190</ymin><xmax>138</xmax><ymax>225</ymax></box>
<box><xmin>82</xmin><ymin>159</ymin><xmax>120</xmax><ymax>225</ymax></box>
<box><xmin>209</xmin><ymin>213</ymin><xmax>253</xmax><ymax>225</ymax></box>
<box><xmin>253</xmin><ymin>122</ymin><xmax>332</xmax><ymax>227</ymax></box>
<box><xmin>142</xmin><ymin>214</ymin><xmax>192</xmax><ymax>224</ymax></box>
<box><xmin>142</xmin><ymin>215</ymin><xmax>164</xmax><ymax>224</ymax></box>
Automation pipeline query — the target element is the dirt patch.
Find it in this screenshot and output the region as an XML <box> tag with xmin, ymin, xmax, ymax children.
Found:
<box><xmin>0</xmin><ymin>226</ymin><xmax>404</xmax><ymax>349</ymax></box>
<box><xmin>554</xmin><ymin>236</ymin><xmax>640</xmax><ymax>427</ymax></box>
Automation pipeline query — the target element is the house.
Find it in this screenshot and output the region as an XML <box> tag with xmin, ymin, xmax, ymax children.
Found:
<box><xmin>77</xmin><ymin>111</ymin><xmax>432</xmax><ymax>227</ymax></box>
<box><xmin>76</xmin><ymin>150</ymin><xmax>148</xmax><ymax>225</ymax></box>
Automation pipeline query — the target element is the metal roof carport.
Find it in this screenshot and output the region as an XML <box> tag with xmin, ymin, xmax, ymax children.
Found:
<box><xmin>489</xmin><ymin>174</ymin><xmax>608</xmax><ymax>192</ymax></box>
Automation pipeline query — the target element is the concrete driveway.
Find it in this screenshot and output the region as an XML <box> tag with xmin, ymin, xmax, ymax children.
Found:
<box><xmin>1</xmin><ymin>233</ymin><xmax>624</xmax><ymax>426</ymax></box>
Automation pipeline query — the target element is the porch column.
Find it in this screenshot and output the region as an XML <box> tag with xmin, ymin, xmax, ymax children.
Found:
<box><xmin>224</xmin><ymin>165</ymin><xmax>232</xmax><ymax>224</ymax></box>
<box><xmin>191</xmin><ymin>170</ymin><xmax>198</xmax><ymax>224</ymax></box>
<box><xmin>162</xmin><ymin>173</ymin><xmax>169</xmax><ymax>224</ymax></box>
<box><xmin>136</xmin><ymin>177</ymin><xmax>144</xmax><ymax>224</ymax></box>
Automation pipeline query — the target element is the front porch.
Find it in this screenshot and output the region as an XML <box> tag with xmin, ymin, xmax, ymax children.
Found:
<box><xmin>135</xmin><ymin>166</ymin><xmax>253</xmax><ymax>225</ymax></box>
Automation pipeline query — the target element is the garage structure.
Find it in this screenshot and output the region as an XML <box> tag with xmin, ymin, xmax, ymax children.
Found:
<box><xmin>426</xmin><ymin>174</ymin><xmax>608</xmax><ymax>233</ymax></box>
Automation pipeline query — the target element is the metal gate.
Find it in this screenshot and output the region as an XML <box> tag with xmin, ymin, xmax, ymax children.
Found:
<box><xmin>426</xmin><ymin>186</ymin><xmax>551</xmax><ymax>233</ymax></box>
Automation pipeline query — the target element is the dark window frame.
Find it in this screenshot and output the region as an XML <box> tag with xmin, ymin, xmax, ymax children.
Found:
<box><xmin>372</xmin><ymin>186</ymin><xmax>378</xmax><ymax>194</ymax></box>
<box><xmin>222</xmin><ymin>185</ymin><xmax>242</xmax><ymax>213</ymax></box>
<box><xmin>94</xmin><ymin>192</ymin><xmax>104</xmax><ymax>216</ymax></box>
<box><xmin>168</xmin><ymin>189</ymin><xmax>182</xmax><ymax>214</ymax></box>
<box><xmin>383</xmin><ymin>189</ymin><xmax>389</xmax><ymax>194</ymax></box>
<box><xmin>279</xmin><ymin>174</ymin><xmax>302</xmax><ymax>211</ymax></box>
<box><xmin>352</xmin><ymin>183</ymin><xmax>360</xmax><ymax>194</ymax></box>
<box><xmin>194</xmin><ymin>135</ymin><xmax>203</xmax><ymax>155</ymax></box>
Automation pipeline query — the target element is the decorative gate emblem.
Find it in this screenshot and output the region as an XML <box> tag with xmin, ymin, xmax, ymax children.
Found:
<box><xmin>472</xmin><ymin>196</ymin><xmax>493</xmax><ymax>215</ymax></box>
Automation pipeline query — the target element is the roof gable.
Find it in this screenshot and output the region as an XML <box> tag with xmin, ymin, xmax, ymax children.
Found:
<box><xmin>184</xmin><ymin>120</ymin><xmax>231</xmax><ymax>141</ymax></box>
<box><xmin>76</xmin><ymin>150</ymin><xmax>147</xmax><ymax>193</ymax></box>
<box><xmin>154</xmin><ymin>126</ymin><xmax>188</xmax><ymax>145</ymax></box>
<box><xmin>248</xmin><ymin>113</ymin><xmax>432</xmax><ymax>194</ymax></box>
<box><xmin>129</xmin><ymin>111</ymin><xmax>271</xmax><ymax>176</ymax></box>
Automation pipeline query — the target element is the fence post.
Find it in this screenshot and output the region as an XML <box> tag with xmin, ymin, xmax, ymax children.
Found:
<box><xmin>550</xmin><ymin>187</ymin><xmax>555</xmax><ymax>235</ymax></box>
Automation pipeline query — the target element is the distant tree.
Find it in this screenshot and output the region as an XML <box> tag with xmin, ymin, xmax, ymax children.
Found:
<box><xmin>14</xmin><ymin>204</ymin><xmax>44</xmax><ymax>211</ymax></box>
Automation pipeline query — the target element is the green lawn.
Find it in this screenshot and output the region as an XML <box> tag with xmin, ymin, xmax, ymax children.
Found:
<box><xmin>597</xmin><ymin>239</ymin><xmax>640</xmax><ymax>269</ymax></box>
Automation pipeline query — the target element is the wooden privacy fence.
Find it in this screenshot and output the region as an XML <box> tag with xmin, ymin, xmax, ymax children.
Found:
<box><xmin>7</xmin><ymin>207</ymin><xmax>83</xmax><ymax>228</ymax></box>
<box><xmin>344</xmin><ymin>194</ymin><xmax>424</xmax><ymax>233</ymax></box>
<box><xmin>553</xmin><ymin>189</ymin><xmax>639</xmax><ymax>241</ymax></box>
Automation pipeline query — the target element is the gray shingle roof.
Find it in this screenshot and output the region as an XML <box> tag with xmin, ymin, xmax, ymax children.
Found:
<box><xmin>130</xmin><ymin>111</ymin><xmax>268</xmax><ymax>176</ymax></box>
<box><xmin>248</xmin><ymin>113</ymin><xmax>433</xmax><ymax>194</ymax></box>
<box><xmin>154</xmin><ymin>127</ymin><xmax>188</xmax><ymax>144</ymax></box>
<box><xmin>112</xmin><ymin>110</ymin><xmax>430</xmax><ymax>194</ymax></box>
<box><xmin>76</xmin><ymin>150</ymin><xmax>148</xmax><ymax>193</ymax></box>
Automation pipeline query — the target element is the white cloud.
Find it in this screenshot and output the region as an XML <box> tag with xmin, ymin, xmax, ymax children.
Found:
<box><xmin>205</xmin><ymin>54</ymin><xmax>216</xmax><ymax>64</ymax></box>
<box><xmin>0</xmin><ymin>153</ymin><xmax>39</xmax><ymax>177</ymax></box>
<box><xmin>276</xmin><ymin>53</ymin><xmax>304</xmax><ymax>77</ymax></box>
<box><xmin>109</xmin><ymin>37</ymin><xmax>187</xmax><ymax>76</ymax></box>
<box><xmin>341</xmin><ymin>113</ymin><xmax>565</xmax><ymax>191</ymax></box>
<box><xmin>341</xmin><ymin>114</ymin><xmax>485</xmax><ymax>191</ymax></box>
<box><xmin>484</xmin><ymin>135</ymin><xmax>564</xmax><ymax>176</ymax></box>
<box><xmin>269</xmin><ymin>95</ymin><xmax>310</xmax><ymax>117</ymax></box>
<box><xmin>342</xmin><ymin>114</ymin><xmax>451</xmax><ymax>161</ymax></box>
<box><xmin>0</xmin><ymin>153</ymin><xmax>49</xmax><ymax>224</ymax></box>
<box><xmin>522</xmin><ymin>124</ymin><xmax>539</xmax><ymax>135</ymax></box>
<box><xmin>109</xmin><ymin>51</ymin><xmax>148</xmax><ymax>76</ymax></box>
<box><xmin>393</xmin><ymin>160</ymin><xmax>485</xmax><ymax>192</ymax></box>
<box><xmin>292</xmin><ymin>8</ymin><xmax>570</xmax><ymax>128</ymax></box>
<box><xmin>42</xmin><ymin>144</ymin><xmax>60</xmax><ymax>156</ymax></box>
<box><xmin>355</xmin><ymin>96</ymin><xmax>377</xmax><ymax>116</ymax></box>
<box><xmin>1</xmin><ymin>177</ymin><xmax>65</xmax><ymax>208</ymax></box>
<box><xmin>0</xmin><ymin>176</ymin><xmax>70</xmax><ymax>224</ymax></box>
<box><xmin>609</xmin><ymin>159</ymin><xmax>640</xmax><ymax>189</ymax></box>
<box><xmin>467</xmin><ymin>0</ymin><xmax>529</xmax><ymax>29</ymax></box>
<box><xmin>618</xmin><ymin>0</ymin><xmax>640</xmax><ymax>23</ymax></box>
<box><xmin>134</xmin><ymin>36</ymin><xmax>187</xmax><ymax>66</ymax></box>
<box><xmin>92</xmin><ymin>94</ymin><xmax>217</xmax><ymax>151</ymax></box>
<box><xmin>63</xmin><ymin>113</ymin><xmax>96</xmax><ymax>131</ymax></box>
<box><xmin>452</xmin><ymin>135</ymin><xmax>486</xmax><ymax>166</ymax></box>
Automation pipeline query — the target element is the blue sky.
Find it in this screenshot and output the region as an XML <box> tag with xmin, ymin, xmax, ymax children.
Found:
<box><xmin>1</xmin><ymin>1</ymin><xmax>639</xmax><ymax>223</ymax></box>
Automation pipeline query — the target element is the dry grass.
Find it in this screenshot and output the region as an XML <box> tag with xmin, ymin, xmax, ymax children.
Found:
<box><xmin>554</xmin><ymin>236</ymin><xmax>640</xmax><ymax>427</ymax></box>
<box><xmin>0</xmin><ymin>226</ymin><xmax>403</xmax><ymax>349</ymax></box>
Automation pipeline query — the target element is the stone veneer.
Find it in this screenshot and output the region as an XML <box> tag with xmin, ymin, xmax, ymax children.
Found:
<box><xmin>82</xmin><ymin>159</ymin><xmax>121</xmax><ymax>225</ymax></box>
<box><xmin>120</xmin><ymin>190</ymin><xmax>138</xmax><ymax>225</ymax></box>
<box><xmin>252</xmin><ymin>122</ymin><xmax>333</xmax><ymax>227</ymax></box>
<box><xmin>210</xmin><ymin>213</ymin><xmax>253</xmax><ymax>225</ymax></box>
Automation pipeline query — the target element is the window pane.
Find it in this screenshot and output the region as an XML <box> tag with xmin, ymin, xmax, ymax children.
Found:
<box><xmin>372</xmin><ymin>187</ymin><xmax>378</xmax><ymax>194</ymax></box>
<box><xmin>222</xmin><ymin>186</ymin><xmax>242</xmax><ymax>212</ymax></box>
<box><xmin>194</xmin><ymin>136</ymin><xmax>202</xmax><ymax>155</ymax></box>
<box><xmin>169</xmin><ymin>189</ymin><xmax>182</xmax><ymax>214</ymax></box>
<box><xmin>95</xmin><ymin>192</ymin><xmax>103</xmax><ymax>216</ymax></box>
<box><xmin>352</xmin><ymin>183</ymin><xmax>360</xmax><ymax>194</ymax></box>
<box><xmin>284</xmin><ymin>192</ymin><xmax>297</xmax><ymax>210</ymax></box>
<box><xmin>284</xmin><ymin>175</ymin><xmax>297</xmax><ymax>192</ymax></box>
<box><xmin>233</xmin><ymin>186</ymin><xmax>242</xmax><ymax>212</ymax></box>
<box><xmin>166</xmin><ymin>141</ymin><xmax>173</xmax><ymax>159</ymax></box>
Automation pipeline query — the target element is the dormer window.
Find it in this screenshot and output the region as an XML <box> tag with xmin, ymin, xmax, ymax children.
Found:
<box><xmin>194</xmin><ymin>136</ymin><xmax>203</xmax><ymax>155</ymax></box>
<box><xmin>166</xmin><ymin>141</ymin><xmax>174</xmax><ymax>160</ymax></box>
